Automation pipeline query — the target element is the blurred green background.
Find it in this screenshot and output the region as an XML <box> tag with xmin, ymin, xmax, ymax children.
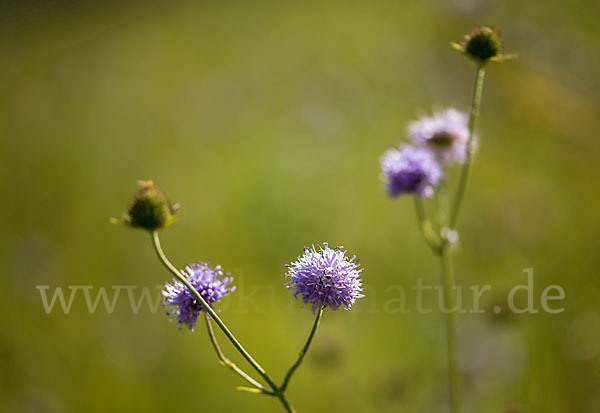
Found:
<box><xmin>2</xmin><ymin>1</ymin><xmax>599</xmax><ymax>412</ymax></box>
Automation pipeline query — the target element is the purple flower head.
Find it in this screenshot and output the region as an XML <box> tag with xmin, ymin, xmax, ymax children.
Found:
<box><xmin>285</xmin><ymin>243</ymin><xmax>364</xmax><ymax>312</ymax></box>
<box><xmin>162</xmin><ymin>262</ymin><xmax>235</xmax><ymax>330</ymax></box>
<box><xmin>380</xmin><ymin>145</ymin><xmax>442</xmax><ymax>198</ymax></box>
<box><xmin>408</xmin><ymin>108</ymin><xmax>470</xmax><ymax>164</ymax></box>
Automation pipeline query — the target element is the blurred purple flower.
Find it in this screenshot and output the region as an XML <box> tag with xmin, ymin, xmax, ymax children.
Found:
<box><xmin>162</xmin><ymin>262</ymin><xmax>235</xmax><ymax>330</ymax></box>
<box><xmin>285</xmin><ymin>243</ymin><xmax>364</xmax><ymax>312</ymax></box>
<box><xmin>380</xmin><ymin>145</ymin><xmax>442</xmax><ymax>198</ymax></box>
<box><xmin>408</xmin><ymin>108</ymin><xmax>470</xmax><ymax>164</ymax></box>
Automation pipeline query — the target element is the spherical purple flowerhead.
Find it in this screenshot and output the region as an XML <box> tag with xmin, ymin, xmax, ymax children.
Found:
<box><xmin>162</xmin><ymin>262</ymin><xmax>235</xmax><ymax>330</ymax></box>
<box><xmin>285</xmin><ymin>243</ymin><xmax>364</xmax><ymax>312</ymax></box>
<box><xmin>408</xmin><ymin>108</ymin><xmax>470</xmax><ymax>164</ymax></box>
<box><xmin>380</xmin><ymin>145</ymin><xmax>442</xmax><ymax>198</ymax></box>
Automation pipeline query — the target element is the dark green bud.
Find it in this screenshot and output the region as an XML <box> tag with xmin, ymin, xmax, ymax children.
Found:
<box><xmin>121</xmin><ymin>180</ymin><xmax>177</xmax><ymax>231</ymax></box>
<box><xmin>452</xmin><ymin>25</ymin><xmax>515</xmax><ymax>64</ymax></box>
<box><xmin>465</xmin><ymin>25</ymin><xmax>501</xmax><ymax>62</ymax></box>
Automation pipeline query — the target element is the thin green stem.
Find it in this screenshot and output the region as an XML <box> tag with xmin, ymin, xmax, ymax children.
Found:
<box><xmin>204</xmin><ymin>315</ymin><xmax>274</xmax><ymax>395</ymax></box>
<box><xmin>276</xmin><ymin>393</ymin><xmax>295</xmax><ymax>413</ymax></box>
<box><xmin>150</xmin><ymin>231</ymin><xmax>294</xmax><ymax>412</ymax></box>
<box><xmin>435</xmin><ymin>179</ymin><xmax>449</xmax><ymax>241</ymax></box>
<box><xmin>450</xmin><ymin>65</ymin><xmax>486</xmax><ymax>229</ymax></box>
<box><xmin>436</xmin><ymin>178</ymin><xmax>461</xmax><ymax>413</ymax></box>
<box><xmin>413</xmin><ymin>196</ymin><xmax>442</xmax><ymax>255</ymax></box>
<box><xmin>280</xmin><ymin>306</ymin><xmax>324</xmax><ymax>393</ymax></box>
<box><xmin>441</xmin><ymin>245</ymin><xmax>460</xmax><ymax>413</ymax></box>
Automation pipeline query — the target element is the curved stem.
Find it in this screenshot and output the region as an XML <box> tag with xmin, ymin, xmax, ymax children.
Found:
<box><xmin>280</xmin><ymin>306</ymin><xmax>324</xmax><ymax>393</ymax></box>
<box><xmin>413</xmin><ymin>196</ymin><xmax>442</xmax><ymax>255</ymax></box>
<box><xmin>150</xmin><ymin>231</ymin><xmax>294</xmax><ymax>412</ymax></box>
<box><xmin>204</xmin><ymin>315</ymin><xmax>274</xmax><ymax>395</ymax></box>
<box><xmin>450</xmin><ymin>65</ymin><xmax>486</xmax><ymax>229</ymax></box>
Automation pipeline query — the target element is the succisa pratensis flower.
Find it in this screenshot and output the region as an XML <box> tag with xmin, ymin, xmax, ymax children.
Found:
<box><xmin>408</xmin><ymin>108</ymin><xmax>471</xmax><ymax>165</ymax></box>
<box><xmin>380</xmin><ymin>145</ymin><xmax>442</xmax><ymax>198</ymax></box>
<box><xmin>162</xmin><ymin>262</ymin><xmax>235</xmax><ymax>330</ymax></box>
<box><xmin>285</xmin><ymin>243</ymin><xmax>364</xmax><ymax>312</ymax></box>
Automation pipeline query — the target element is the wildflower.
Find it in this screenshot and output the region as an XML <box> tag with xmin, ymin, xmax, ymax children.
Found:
<box><xmin>119</xmin><ymin>180</ymin><xmax>178</xmax><ymax>231</ymax></box>
<box><xmin>408</xmin><ymin>108</ymin><xmax>470</xmax><ymax>164</ymax></box>
<box><xmin>285</xmin><ymin>243</ymin><xmax>364</xmax><ymax>312</ymax></box>
<box><xmin>162</xmin><ymin>262</ymin><xmax>235</xmax><ymax>330</ymax></box>
<box><xmin>380</xmin><ymin>145</ymin><xmax>442</xmax><ymax>198</ymax></box>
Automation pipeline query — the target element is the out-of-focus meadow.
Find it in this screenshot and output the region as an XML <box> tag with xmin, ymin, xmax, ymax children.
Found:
<box><xmin>1</xmin><ymin>1</ymin><xmax>599</xmax><ymax>412</ymax></box>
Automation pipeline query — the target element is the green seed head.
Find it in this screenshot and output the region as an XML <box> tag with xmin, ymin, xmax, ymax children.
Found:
<box><xmin>122</xmin><ymin>181</ymin><xmax>177</xmax><ymax>231</ymax></box>
<box><xmin>464</xmin><ymin>25</ymin><xmax>502</xmax><ymax>62</ymax></box>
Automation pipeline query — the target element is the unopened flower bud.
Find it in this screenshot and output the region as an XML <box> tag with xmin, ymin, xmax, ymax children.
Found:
<box><xmin>119</xmin><ymin>180</ymin><xmax>178</xmax><ymax>231</ymax></box>
<box><xmin>452</xmin><ymin>25</ymin><xmax>515</xmax><ymax>64</ymax></box>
